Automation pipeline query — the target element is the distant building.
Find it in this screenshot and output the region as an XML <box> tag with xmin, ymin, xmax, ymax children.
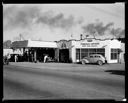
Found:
<box><xmin>3</xmin><ymin>49</ymin><xmax>13</xmax><ymax>56</ymax></box>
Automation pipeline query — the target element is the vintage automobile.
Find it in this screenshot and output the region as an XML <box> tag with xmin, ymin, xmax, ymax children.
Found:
<box><xmin>80</xmin><ymin>54</ymin><xmax>106</xmax><ymax>65</ymax></box>
<box><xmin>3</xmin><ymin>56</ymin><xmax>9</xmax><ymax>65</ymax></box>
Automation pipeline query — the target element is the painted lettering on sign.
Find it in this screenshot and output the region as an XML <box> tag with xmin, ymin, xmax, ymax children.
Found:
<box><xmin>81</xmin><ymin>43</ymin><xmax>99</xmax><ymax>47</ymax></box>
<box><xmin>87</xmin><ymin>39</ymin><xmax>92</xmax><ymax>42</ymax></box>
<box><xmin>61</xmin><ymin>42</ymin><xmax>67</xmax><ymax>49</ymax></box>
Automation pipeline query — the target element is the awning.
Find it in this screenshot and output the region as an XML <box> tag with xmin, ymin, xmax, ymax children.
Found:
<box><xmin>27</xmin><ymin>40</ymin><xmax>57</xmax><ymax>48</ymax></box>
<box><xmin>11</xmin><ymin>40</ymin><xmax>57</xmax><ymax>48</ymax></box>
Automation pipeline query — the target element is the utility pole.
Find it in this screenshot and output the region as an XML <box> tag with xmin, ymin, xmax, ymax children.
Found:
<box><xmin>93</xmin><ymin>30</ymin><xmax>96</xmax><ymax>39</ymax></box>
<box><xmin>80</xmin><ymin>34</ymin><xmax>83</xmax><ymax>40</ymax></box>
<box><xmin>19</xmin><ymin>34</ymin><xmax>22</xmax><ymax>41</ymax></box>
<box><xmin>113</xmin><ymin>24</ymin><xmax>115</xmax><ymax>39</ymax></box>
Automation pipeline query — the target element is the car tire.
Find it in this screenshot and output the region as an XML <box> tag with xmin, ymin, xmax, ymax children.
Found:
<box><xmin>97</xmin><ymin>60</ymin><xmax>103</xmax><ymax>65</ymax></box>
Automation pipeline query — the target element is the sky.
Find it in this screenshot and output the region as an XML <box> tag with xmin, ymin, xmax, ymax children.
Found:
<box><xmin>3</xmin><ymin>3</ymin><xmax>125</xmax><ymax>42</ymax></box>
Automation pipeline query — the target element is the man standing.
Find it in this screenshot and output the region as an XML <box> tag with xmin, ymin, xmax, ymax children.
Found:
<box><xmin>44</xmin><ymin>55</ymin><xmax>48</xmax><ymax>63</ymax></box>
<box><xmin>15</xmin><ymin>55</ymin><xmax>18</xmax><ymax>62</ymax></box>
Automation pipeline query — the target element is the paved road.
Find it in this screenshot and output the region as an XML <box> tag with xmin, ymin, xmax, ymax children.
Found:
<box><xmin>3</xmin><ymin>63</ymin><xmax>125</xmax><ymax>100</ymax></box>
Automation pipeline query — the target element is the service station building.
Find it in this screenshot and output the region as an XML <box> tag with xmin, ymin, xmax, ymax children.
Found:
<box><xmin>10</xmin><ymin>38</ymin><xmax>125</xmax><ymax>63</ymax></box>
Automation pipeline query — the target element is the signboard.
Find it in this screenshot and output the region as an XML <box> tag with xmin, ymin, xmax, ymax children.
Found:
<box><xmin>57</xmin><ymin>40</ymin><xmax>71</xmax><ymax>49</ymax></box>
<box><xmin>87</xmin><ymin>39</ymin><xmax>92</xmax><ymax>42</ymax></box>
<box><xmin>81</xmin><ymin>43</ymin><xmax>99</xmax><ymax>47</ymax></box>
<box><xmin>61</xmin><ymin>42</ymin><xmax>67</xmax><ymax>49</ymax></box>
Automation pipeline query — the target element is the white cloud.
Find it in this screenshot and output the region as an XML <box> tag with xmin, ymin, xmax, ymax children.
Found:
<box><xmin>3</xmin><ymin>4</ymin><xmax>125</xmax><ymax>41</ymax></box>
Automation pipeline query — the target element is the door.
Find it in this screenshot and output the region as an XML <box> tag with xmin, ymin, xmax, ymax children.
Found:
<box><xmin>59</xmin><ymin>49</ymin><xmax>69</xmax><ymax>63</ymax></box>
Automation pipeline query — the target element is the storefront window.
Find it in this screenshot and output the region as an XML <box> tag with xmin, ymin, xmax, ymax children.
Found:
<box><xmin>81</xmin><ymin>49</ymin><xmax>88</xmax><ymax>52</ymax></box>
<box><xmin>89</xmin><ymin>48</ymin><xmax>105</xmax><ymax>57</ymax></box>
<box><xmin>96</xmin><ymin>49</ymin><xmax>105</xmax><ymax>57</ymax></box>
<box><xmin>76</xmin><ymin>48</ymin><xmax>105</xmax><ymax>61</ymax></box>
<box><xmin>97</xmin><ymin>53</ymin><xmax>105</xmax><ymax>57</ymax></box>
<box><xmin>96</xmin><ymin>49</ymin><xmax>105</xmax><ymax>52</ymax></box>
<box><xmin>89</xmin><ymin>49</ymin><xmax>96</xmax><ymax>53</ymax></box>
<box><xmin>81</xmin><ymin>53</ymin><xmax>88</xmax><ymax>59</ymax></box>
<box><xmin>81</xmin><ymin>49</ymin><xmax>89</xmax><ymax>59</ymax></box>
<box><xmin>111</xmin><ymin>49</ymin><xmax>118</xmax><ymax>60</ymax></box>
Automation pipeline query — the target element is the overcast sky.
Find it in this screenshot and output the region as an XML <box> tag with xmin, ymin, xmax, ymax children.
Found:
<box><xmin>3</xmin><ymin>3</ymin><xmax>125</xmax><ymax>41</ymax></box>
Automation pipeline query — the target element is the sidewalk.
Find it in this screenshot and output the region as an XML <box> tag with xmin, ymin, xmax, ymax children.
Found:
<box><xmin>9</xmin><ymin>62</ymin><xmax>83</xmax><ymax>70</ymax></box>
<box><xmin>8</xmin><ymin>62</ymin><xmax>125</xmax><ymax>71</ymax></box>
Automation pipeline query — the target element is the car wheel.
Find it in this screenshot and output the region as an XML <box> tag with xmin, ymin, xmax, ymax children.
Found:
<box><xmin>97</xmin><ymin>60</ymin><xmax>103</xmax><ymax>65</ymax></box>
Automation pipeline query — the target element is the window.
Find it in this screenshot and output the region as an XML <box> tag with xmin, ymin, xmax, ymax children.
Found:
<box><xmin>89</xmin><ymin>49</ymin><xmax>96</xmax><ymax>53</ymax></box>
<box><xmin>76</xmin><ymin>48</ymin><xmax>105</xmax><ymax>60</ymax></box>
<box><xmin>96</xmin><ymin>49</ymin><xmax>105</xmax><ymax>57</ymax></box>
<box><xmin>90</xmin><ymin>55</ymin><xmax>93</xmax><ymax>58</ymax></box>
<box><xmin>94</xmin><ymin>55</ymin><xmax>97</xmax><ymax>58</ymax></box>
<box><xmin>96</xmin><ymin>49</ymin><xmax>105</xmax><ymax>52</ymax></box>
<box><xmin>95</xmin><ymin>55</ymin><xmax>100</xmax><ymax>58</ymax></box>
<box><xmin>81</xmin><ymin>49</ymin><xmax>89</xmax><ymax>59</ymax></box>
<box><xmin>81</xmin><ymin>49</ymin><xmax>88</xmax><ymax>52</ymax></box>
<box><xmin>81</xmin><ymin>53</ymin><xmax>88</xmax><ymax>59</ymax></box>
<box><xmin>111</xmin><ymin>49</ymin><xmax>118</xmax><ymax>60</ymax></box>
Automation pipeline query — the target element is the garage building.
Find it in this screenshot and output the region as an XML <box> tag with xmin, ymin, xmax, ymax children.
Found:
<box><xmin>11</xmin><ymin>38</ymin><xmax>124</xmax><ymax>63</ymax></box>
<box><xmin>56</xmin><ymin>38</ymin><xmax>124</xmax><ymax>63</ymax></box>
<box><xmin>11</xmin><ymin>39</ymin><xmax>58</xmax><ymax>62</ymax></box>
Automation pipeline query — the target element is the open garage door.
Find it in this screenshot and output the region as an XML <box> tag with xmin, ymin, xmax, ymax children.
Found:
<box><xmin>36</xmin><ymin>48</ymin><xmax>55</xmax><ymax>62</ymax></box>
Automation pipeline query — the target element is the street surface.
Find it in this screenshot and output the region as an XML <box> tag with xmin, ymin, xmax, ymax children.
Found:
<box><xmin>3</xmin><ymin>62</ymin><xmax>125</xmax><ymax>100</ymax></box>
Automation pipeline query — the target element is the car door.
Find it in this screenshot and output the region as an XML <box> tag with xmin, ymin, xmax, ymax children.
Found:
<box><xmin>89</xmin><ymin>55</ymin><xmax>94</xmax><ymax>63</ymax></box>
<box><xmin>94</xmin><ymin>55</ymin><xmax>99</xmax><ymax>63</ymax></box>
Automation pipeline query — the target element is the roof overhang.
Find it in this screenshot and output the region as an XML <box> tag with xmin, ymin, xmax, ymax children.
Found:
<box><xmin>11</xmin><ymin>40</ymin><xmax>57</xmax><ymax>48</ymax></box>
<box><xmin>11</xmin><ymin>40</ymin><xmax>28</xmax><ymax>48</ymax></box>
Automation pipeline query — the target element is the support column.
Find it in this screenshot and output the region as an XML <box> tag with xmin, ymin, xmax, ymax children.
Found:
<box><xmin>23</xmin><ymin>48</ymin><xmax>25</xmax><ymax>61</ymax></box>
<box><xmin>80</xmin><ymin>48</ymin><xmax>81</xmax><ymax>60</ymax></box>
<box><xmin>55</xmin><ymin>48</ymin><xmax>59</xmax><ymax>62</ymax></box>
<box><xmin>28</xmin><ymin>48</ymin><xmax>30</xmax><ymax>62</ymax></box>
<box><xmin>34</xmin><ymin>49</ymin><xmax>37</xmax><ymax>63</ymax></box>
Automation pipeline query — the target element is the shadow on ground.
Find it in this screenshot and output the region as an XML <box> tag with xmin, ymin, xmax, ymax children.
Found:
<box><xmin>105</xmin><ymin>70</ymin><xmax>125</xmax><ymax>76</ymax></box>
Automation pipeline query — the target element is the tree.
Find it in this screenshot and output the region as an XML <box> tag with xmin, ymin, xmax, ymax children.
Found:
<box><xmin>110</xmin><ymin>28</ymin><xmax>125</xmax><ymax>38</ymax></box>
<box><xmin>3</xmin><ymin>40</ymin><xmax>12</xmax><ymax>49</ymax></box>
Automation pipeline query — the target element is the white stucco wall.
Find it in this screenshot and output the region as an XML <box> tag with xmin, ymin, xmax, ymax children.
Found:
<box><xmin>13</xmin><ymin>48</ymin><xmax>23</xmax><ymax>55</ymax></box>
<box><xmin>70</xmin><ymin>39</ymin><xmax>122</xmax><ymax>63</ymax></box>
<box><xmin>108</xmin><ymin>39</ymin><xmax>121</xmax><ymax>63</ymax></box>
<box><xmin>71</xmin><ymin>47</ymin><xmax>76</xmax><ymax>62</ymax></box>
<box><xmin>109</xmin><ymin>39</ymin><xmax>121</xmax><ymax>48</ymax></box>
<box><xmin>120</xmin><ymin>43</ymin><xmax>125</xmax><ymax>63</ymax></box>
<box><xmin>3</xmin><ymin>49</ymin><xmax>13</xmax><ymax>56</ymax></box>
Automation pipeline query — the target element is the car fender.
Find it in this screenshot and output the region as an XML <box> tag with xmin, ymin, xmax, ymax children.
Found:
<box><xmin>83</xmin><ymin>59</ymin><xmax>89</xmax><ymax>63</ymax></box>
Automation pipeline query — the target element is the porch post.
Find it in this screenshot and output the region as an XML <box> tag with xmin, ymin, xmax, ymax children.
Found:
<box><xmin>55</xmin><ymin>48</ymin><xmax>59</xmax><ymax>62</ymax></box>
<box><xmin>34</xmin><ymin>48</ymin><xmax>37</xmax><ymax>63</ymax></box>
<box><xmin>80</xmin><ymin>48</ymin><xmax>81</xmax><ymax>60</ymax></box>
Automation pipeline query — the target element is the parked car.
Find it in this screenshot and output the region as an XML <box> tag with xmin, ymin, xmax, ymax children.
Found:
<box><xmin>3</xmin><ymin>56</ymin><xmax>9</xmax><ymax>65</ymax></box>
<box><xmin>80</xmin><ymin>54</ymin><xmax>106</xmax><ymax>65</ymax></box>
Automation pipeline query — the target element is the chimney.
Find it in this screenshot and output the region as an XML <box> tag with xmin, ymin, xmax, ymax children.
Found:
<box><xmin>80</xmin><ymin>34</ymin><xmax>83</xmax><ymax>40</ymax></box>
